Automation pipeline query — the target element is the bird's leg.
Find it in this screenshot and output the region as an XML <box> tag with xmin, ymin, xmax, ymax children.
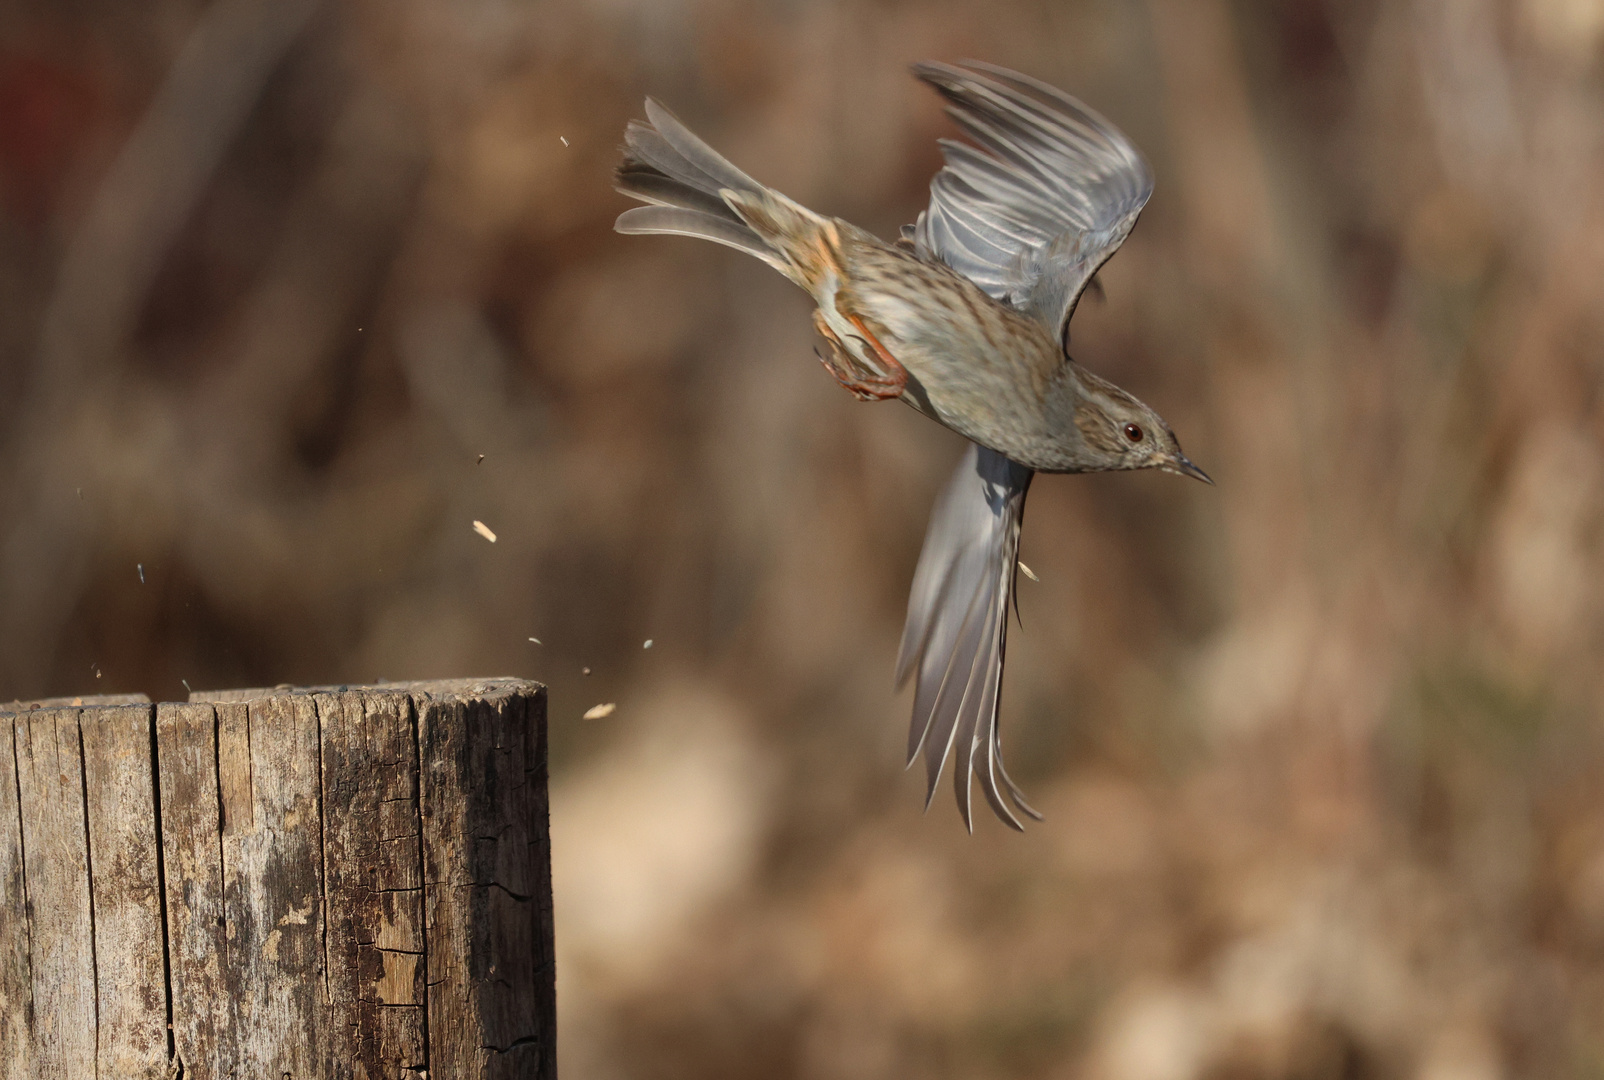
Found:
<box><xmin>811</xmin><ymin>309</ymin><xmax>907</xmax><ymax>401</ymax></box>
<box><xmin>845</xmin><ymin>313</ymin><xmax>910</xmax><ymax>395</ymax></box>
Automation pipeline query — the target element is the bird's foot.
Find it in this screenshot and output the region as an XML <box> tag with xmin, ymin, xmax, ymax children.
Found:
<box><xmin>814</xmin><ymin>346</ymin><xmax>906</xmax><ymax>401</ymax></box>
<box><xmin>811</xmin><ymin>310</ymin><xmax>908</xmax><ymax>401</ymax></box>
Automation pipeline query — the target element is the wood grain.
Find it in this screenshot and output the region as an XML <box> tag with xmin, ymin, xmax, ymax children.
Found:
<box><xmin>0</xmin><ymin>711</ymin><xmax>32</xmax><ymax>1080</ymax></box>
<box><xmin>4</xmin><ymin>681</ymin><xmax>550</xmax><ymax>1079</ymax></box>
<box><xmin>316</xmin><ymin>687</ymin><xmax>426</xmax><ymax>1074</ymax></box>
<box><xmin>418</xmin><ymin>684</ymin><xmax>556</xmax><ymax>1078</ymax></box>
<box><xmin>79</xmin><ymin>704</ymin><xmax>167</xmax><ymax>1078</ymax></box>
<box><xmin>155</xmin><ymin>701</ymin><xmax>235</xmax><ymax>1080</ymax></box>
<box><xmin>220</xmin><ymin>693</ymin><xmax>329</xmax><ymax>1078</ymax></box>
<box><xmin>10</xmin><ymin>707</ymin><xmax>96</xmax><ymax>1080</ymax></box>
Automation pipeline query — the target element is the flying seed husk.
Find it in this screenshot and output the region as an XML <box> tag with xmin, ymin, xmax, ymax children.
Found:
<box><xmin>583</xmin><ymin>702</ymin><xmax>616</xmax><ymax>720</ymax></box>
<box><xmin>473</xmin><ymin>520</ymin><xmax>497</xmax><ymax>542</ymax></box>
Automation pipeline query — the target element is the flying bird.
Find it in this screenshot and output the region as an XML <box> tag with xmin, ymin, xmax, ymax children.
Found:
<box><xmin>614</xmin><ymin>61</ymin><xmax>1210</xmax><ymax>830</ymax></box>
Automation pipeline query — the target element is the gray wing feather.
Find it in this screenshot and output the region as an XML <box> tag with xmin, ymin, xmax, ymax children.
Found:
<box><xmin>897</xmin><ymin>445</ymin><xmax>1042</xmax><ymax>831</ymax></box>
<box><xmin>915</xmin><ymin>577</ymin><xmax>991</xmax><ymax>806</ymax></box>
<box><xmin>911</xmin><ymin>60</ymin><xmax>1153</xmax><ymax>342</ymax></box>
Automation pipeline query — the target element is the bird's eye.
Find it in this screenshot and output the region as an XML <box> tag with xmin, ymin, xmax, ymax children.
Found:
<box><xmin>1123</xmin><ymin>423</ymin><xmax>1144</xmax><ymax>443</ymax></box>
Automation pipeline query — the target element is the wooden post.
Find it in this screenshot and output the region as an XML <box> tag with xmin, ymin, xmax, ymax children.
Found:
<box><xmin>1</xmin><ymin>679</ymin><xmax>554</xmax><ymax>1080</ymax></box>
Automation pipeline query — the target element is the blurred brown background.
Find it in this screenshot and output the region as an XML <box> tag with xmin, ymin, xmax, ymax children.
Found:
<box><xmin>4</xmin><ymin>0</ymin><xmax>1604</xmax><ymax>1076</ymax></box>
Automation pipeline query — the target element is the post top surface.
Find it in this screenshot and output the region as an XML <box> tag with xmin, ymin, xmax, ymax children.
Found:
<box><xmin>3</xmin><ymin>678</ymin><xmax>543</xmax><ymax>715</ymax></box>
<box><xmin>193</xmin><ymin>677</ymin><xmax>541</xmax><ymax>703</ymax></box>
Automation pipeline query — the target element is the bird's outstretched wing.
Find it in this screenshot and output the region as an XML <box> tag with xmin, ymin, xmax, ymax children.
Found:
<box><xmin>908</xmin><ymin>60</ymin><xmax>1152</xmax><ymax>346</ymax></box>
<box><xmin>897</xmin><ymin>445</ymin><xmax>1042</xmax><ymax>831</ymax></box>
<box><xmin>895</xmin><ymin>62</ymin><xmax>1148</xmax><ymax>828</ymax></box>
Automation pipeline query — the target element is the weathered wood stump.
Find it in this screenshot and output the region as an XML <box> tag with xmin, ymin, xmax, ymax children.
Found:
<box><xmin>0</xmin><ymin>679</ymin><xmax>553</xmax><ymax>1080</ymax></box>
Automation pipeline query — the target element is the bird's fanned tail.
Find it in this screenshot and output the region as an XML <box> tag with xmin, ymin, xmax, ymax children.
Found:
<box><xmin>614</xmin><ymin>99</ymin><xmax>837</xmax><ymax>290</ymax></box>
<box><xmin>898</xmin><ymin>444</ymin><xmax>1042</xmax><ymax>830</ymax></box>
<box><xmin>613</xmin><ymin>99</ymin><xmax>788</xmax><ymax>271</ymax></box>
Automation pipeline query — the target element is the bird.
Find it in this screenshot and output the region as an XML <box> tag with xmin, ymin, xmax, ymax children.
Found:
<box><xmin>613</xmin><ymin>60</ymin><xmax>1210</xmax><ymax>831</ymax></box>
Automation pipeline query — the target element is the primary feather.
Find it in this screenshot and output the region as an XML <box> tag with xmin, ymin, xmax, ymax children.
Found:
<box><xmin>897</xmin><ymin>444</ymin><xmax>1040</xmax><ymax>831</ymax></box>
<box><xmin>910</xmin><ymin>60</ymin><xmax>1153</xmax><ymax>346</ymax></box>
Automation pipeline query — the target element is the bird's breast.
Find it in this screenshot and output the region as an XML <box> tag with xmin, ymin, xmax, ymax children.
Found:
<box><xmin>842</xmin><ymin>249</ymin><xmax>1067</xmax><ymax>465</ymax></box>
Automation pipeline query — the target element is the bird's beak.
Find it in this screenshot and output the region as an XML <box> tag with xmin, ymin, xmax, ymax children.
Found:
<box><xmin>1166</xmin><ymin>454</ymin><xmax>1214</xmax><ymax>485</ymax></box>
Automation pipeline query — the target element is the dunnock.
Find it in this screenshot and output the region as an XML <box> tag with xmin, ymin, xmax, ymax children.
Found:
<box><xmin>615</xmin><ymin>61</ymin><xmax>1210</xmax><ymax>830</ymax></box>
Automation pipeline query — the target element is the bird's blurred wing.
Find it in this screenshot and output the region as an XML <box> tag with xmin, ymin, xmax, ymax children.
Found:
<box><xmin>909</xmin><ymin>61</ymin><xmax>1152</xmax><ymax>347</ymax></box>
<box><xmin>896</xmin><ymin>445</ymin><xmax>1042</xmax><ymax>831</ymax></box>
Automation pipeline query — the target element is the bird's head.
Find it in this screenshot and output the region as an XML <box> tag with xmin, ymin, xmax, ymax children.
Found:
<box><xmin>1064</xmin><ymin>364</ymin><xmax>1211</xmax><ymax>482</ymax></box>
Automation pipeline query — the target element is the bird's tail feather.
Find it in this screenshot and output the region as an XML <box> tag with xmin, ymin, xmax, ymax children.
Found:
<box><xmin>615</xmin><ymin>99</ymin><xmax>837</xmax><ymax>289</ymax></box>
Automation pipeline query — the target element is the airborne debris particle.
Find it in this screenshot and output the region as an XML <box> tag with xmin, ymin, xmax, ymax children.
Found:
<box><xmin>1018</xmin><ymin>561</ymin><xmax>1039</xmax><ymax>582</ymax></box>
<box><xmin>582</xmin><ymin>666</ymin><xmax>592</xmax><ymax>676</ymax></box>
<box><xmin>137</xmin><ymin>563</ymin><xmax>145</xmax><ymax>584</ymax></box>
<box><xmin>643</xmin><ymin>639</ymin><xmax>653</xmax><ymax>649</ymax></box>
<box><xmin>181</xmin><ymin>679</ymin><xmax>192</xmax><ymax>694</ymax></box>
<box><xmin>559</xmin><ymin>136</ymin><xmax>569</xmax><ymax>147</ymax></box>
<box><xmin>583</xmin><ymin>702</ymin><xmax>616</xmax><ymax>720</ymax></box>
<box><xmin>473</xmin><ymin>520</ymin><xmax>497</xmax><ymax>543</ymax></box>
<box><xmin>476</xmin><ymin>454</ymin><xmax>485</xmax><ymax>465</ymax></box>
<box><xmin>528</xmin><ymin>637</ymin><xmax>542</xmax><ymax>645</ymax></box>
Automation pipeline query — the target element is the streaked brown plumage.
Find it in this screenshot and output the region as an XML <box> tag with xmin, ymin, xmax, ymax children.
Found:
<box><xmin>614</xmin><ymin>61</ymin><xmax>1210</xmax><ymax>830</ymax></box>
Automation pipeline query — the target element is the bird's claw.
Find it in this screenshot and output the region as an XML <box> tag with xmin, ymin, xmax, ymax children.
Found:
<box><xmin>811</xmin><ymin>310</ymin><xmax>908</xmax><ymax>401</ymax></box>
<box><xmin>813</xmin><ymin>345</ymin><xmax>905</xmax><ymax>400</ymax></box>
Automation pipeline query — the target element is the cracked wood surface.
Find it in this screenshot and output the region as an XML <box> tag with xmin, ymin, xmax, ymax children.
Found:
<box><xmin>1</xmin><ymin>679</ymin><xmax>552</xmax><ymax>1079</ymax></box>
<box><xmin>417</xmin><ymin>686</ymin><xmax>554</xmax><ymax>1078</ymax></box>
<box><xmin>10</xmin><ymin>707</ymin><xmax>100</xmax><ymax>1080</ymax></box>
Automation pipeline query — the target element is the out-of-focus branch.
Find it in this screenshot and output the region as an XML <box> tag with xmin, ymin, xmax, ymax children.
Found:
<box><xmin>1146</xmin><ymin>0</ymin><xmax>1278</xmax><ymax>292</ymax></box>
<box><xmin>1410</xmin><ymin>0</ymin><xmax>1520</xmax><ymax>210</ymax></box>
<box><xmin>30</xmin><ymin>0</ymin><xmax>322</xmax><ymax>406</ymax></box>
<box><xmin>177</xmin><ymin>82</ymin><xmax>424</xmax><ymax>613</ymax></box>
<box><xmin>0</xmin><ymin>0</ymin><xmax>321</xmax><ymax>695</ymax></box>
